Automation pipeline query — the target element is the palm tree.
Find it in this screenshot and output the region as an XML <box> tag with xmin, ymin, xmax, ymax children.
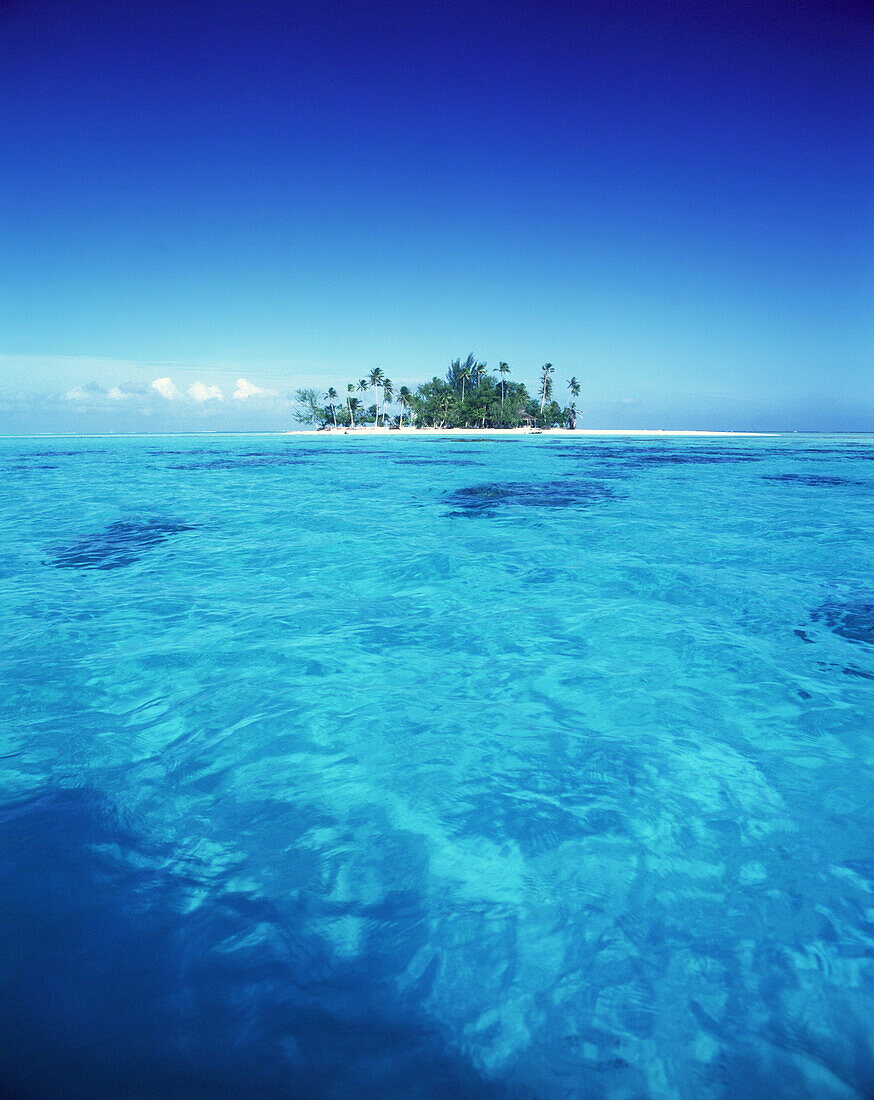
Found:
<box><xmin>357</xmin><ymin>378</ymin><xmax>369</xmax><ymax>423</ymax></box>
<box><xmin>348</xmin><ymin>397</ymin><xmax>361</xmax><ymax>426</ymax></box>
<box><xmin>567</xmin><ymin>377</ymin><xmax>580</xmax><ymax>403</ymax></box>
<box><xmin>369</xmin><ymin>367</ymin><xmax>384</xmax><ymax>427</ymax></box>
<box><xmin>325</xmin><ymin>387</ymin><xmax>338</xmax><ymax>428</ymax></box>
<box><xmin>494</xmin><ymin>362</ymin><xmax>511</xmax><ymax>422</ymax></box>
<box><xmin>398</xmin><ymin>385</ymin><xmax>412</xmax><ymax>428</ymax></box>
<box><xmin>381</xmin><ymin>377</ymin><xmax>394</xmax><ymax>426</ymax></box>
<box><xmin>539</xmin><ymin>363</ymin><xmax>554</xmax><ymax>415</ymax></box>
<box><xmin>346</xmin><ymin>383</ymin><xmax>357</xmax><ymax>427</ymax></box>
<box><xmin>460</xmin><ymin>364</ymin><xmax>471</xmax><ymax>403</ymax></box>
<box><xmin>543</xmin><ymin>373</ymin><xmax>554</xmax><ymax>412</ymax></box>
<box><xmin>446</xmin><ymin>354</ymin><xmax>481</xmax><ymax>395</ymax></box>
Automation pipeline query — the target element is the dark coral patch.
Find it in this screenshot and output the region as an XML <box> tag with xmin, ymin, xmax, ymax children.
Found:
<box><xmin>26</xmin><ymin>450</ymin><xmax>103</xmax><ymax>457</ymax></box>
<box><xmin>50</xmin><ymin>519</ymin><xmax>196</xmax><ymax>570</ymax></box>
<box><xmin>556</xmin><ymin>446</ymin><xmax>761</xmax><ymax>466</ymax></box>
<box><xmin>446</xmin><ymin>480</ymin><xmax>614</xmax><ymax>516</ymax></box>
<box><xmin>168</xmin><ymin>455</ymin><xmax>312</xmax><ymax>470</ymax></box>
<box><xmin>397</xmin><ymin>458</ymin><xmax>483</xmax><ymax>467</ymax></box>
<box><xmin>810</xmin><ymin>601</ymin><xmax>874</xmax><ymax>646</ymax></box>
<box><xmin>843</xmin><ymin>666</ymin><xmax>874</xmax><ymax>681</ymax></box>
<box><xmin>763</xmin><ymin>474</ymin><xmax>866</xmax><ymax>488</ymax></box>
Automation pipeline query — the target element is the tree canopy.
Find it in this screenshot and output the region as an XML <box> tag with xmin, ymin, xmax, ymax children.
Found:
<box><xmin>296</xmin><ymin>356</ymin><xmax>575</xmax><ymax>429</ymax></box>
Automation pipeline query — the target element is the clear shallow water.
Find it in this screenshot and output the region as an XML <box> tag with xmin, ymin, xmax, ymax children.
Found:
<box><xmin>2</xmin><ymin>432</ymin><xmax>874</xmax><ymax>1098</ymax></box>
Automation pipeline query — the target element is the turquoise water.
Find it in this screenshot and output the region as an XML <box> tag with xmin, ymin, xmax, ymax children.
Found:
<box><xmin>2</xmin><ymin>432</ymin><xmax>874</xmax><ymax>1098</ymax></box>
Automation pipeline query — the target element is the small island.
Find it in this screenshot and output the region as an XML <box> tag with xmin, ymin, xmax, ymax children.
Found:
<box><xmin>294</xmin><ymin>355</ymin><xmax>579</xmax><ymax>431</ymax></box>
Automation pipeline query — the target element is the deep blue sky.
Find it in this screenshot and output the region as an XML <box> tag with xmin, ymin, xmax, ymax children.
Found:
<box><xmin>1</xmin><ymin>0</ymin><xmax>871</xmax><ymax>431</ymax></box>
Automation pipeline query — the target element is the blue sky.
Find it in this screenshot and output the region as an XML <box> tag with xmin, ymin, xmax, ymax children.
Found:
<box><xmin>1</xmin><ymin>0</ymin><xmax>871</xmax><ymax>432</ymax></box>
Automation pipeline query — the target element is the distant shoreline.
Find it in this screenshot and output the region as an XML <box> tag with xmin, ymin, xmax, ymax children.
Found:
<box><xmin>283</xmin><ymin>426</ymin><xmax>775</xmax><ymax>437</ymax></box>
<box><xmin>13</xmin><ymin>429</ymin><xmax>874</xmax><ymax>439</ymax></box>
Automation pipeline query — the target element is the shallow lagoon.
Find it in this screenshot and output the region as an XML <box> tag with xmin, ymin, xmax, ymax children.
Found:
<box><xmin>2</xmin><ymin>432</ymin><xmax>873</xmax><ymax>1097</ymax></box>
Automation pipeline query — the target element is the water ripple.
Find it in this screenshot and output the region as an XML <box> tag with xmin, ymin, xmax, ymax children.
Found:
<box><xmin>2</xmin><ymin>433</ymin><xmax>874</xmax><ymax>1097</ymax></box>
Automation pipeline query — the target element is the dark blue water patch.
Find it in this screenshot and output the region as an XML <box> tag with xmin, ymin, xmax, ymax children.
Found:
<box><xmin>280</xmin><ymin>446</ymin><xmax>390</xmax><ymax>457</ymax></box>
<box><xmin>843</xmin><ymin>666</ymin><xmax>874</xmax><ymax>681</ymax></box>
<box><xmin>147</xmin><ymin>448</ymin><xmax>217</xmax><ymax>455</ymax></box>
<box><xmin>0</xmin><ymin>787</ymin><xmax>504</xmax><ymax>1099</ymax></box>
<box><xmin>763</xmin><ymin>474</ymin><xmax>867</xmax><ymax>488</ymax></box>
<box><xmin>557</xmin><ymin>447</ymin><xmax>761</xmax><ymax>466</ymax></box>
<box><xmin>23</xmin><ymin>449</ymin><xmax>104</xmax><ymax>457</ymax></box>
<box><xmin>554</xmin><ymin>448</ymin><xmax>625</xmax><ymax>460</ymax></box>
<box><xmin>445</xmin><ymin>480</ymin><xmax>615</xmax><ymax>516</ymax></box>
<box><xmin>49</xmin><ymin>518</ymin><xmax>197</xmax><ymax>570</ymax></box>
<box><xmin>170</xmin><ymin>448</ymin><xmax>405</xmax><ymax>469</ymax></box>
<box><xmin>561</xmin><ymin>466</ymin><xmax>628</xmax><ymax>480</ymax></box>
<box><xmin>423</xmin><ymin>450</ymin><xmax>486</xmax><ymax>458</ymax></box>
<box><xmin>396</xmin><ymin>458</ymin><xmax>484</xmax><ymax>467</ymax></box>
<box><xmin>790</xmin><ymin>447</ymin><xmax>874</xmax><ymax>459</ymax></box>
<box><xmin>810</xmin><ymin>600</ymin><xmax>874</xmax><ymax>646</ymax></box>
<box><xmin>169</xmin><ymin>455</ymin><xmax>314</xmax><ymax>470</ymax></box>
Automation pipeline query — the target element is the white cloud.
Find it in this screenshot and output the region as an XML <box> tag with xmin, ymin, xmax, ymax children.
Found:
<box><xmin>233</xmin><ymin>377</ymin><xmax>273</xmax><ymax>401</ymax></box>
<box><xmin>107</xmin><ymin>386</ymin><xmax>135</xmax><ymax>401</ymax></box>
<box><xmin>64</xmin><ymin>386</ymin><xmax>90</xmax><ymax>401</ymax></box>
<box><xmin>151</xmin><ymin>377</ymin><xmax>182</xmax><ymax>400</ymax></box>
<box><xmin>187</xmin><ymin>381</ymin><xmax>224</xmax><ymax>402</ymax></box>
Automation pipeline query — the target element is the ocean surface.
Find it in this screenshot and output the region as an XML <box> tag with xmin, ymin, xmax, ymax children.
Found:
<box><xmin>2</xmin><ymin>431</ymin><xmax>873</xmax><ymax>1098</ymax></box>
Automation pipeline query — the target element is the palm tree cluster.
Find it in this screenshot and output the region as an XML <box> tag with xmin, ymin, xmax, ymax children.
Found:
<box><xmin>295</xmin><ymin>355</ymin><xmax>581</xmax><ymax>429</ymax></box>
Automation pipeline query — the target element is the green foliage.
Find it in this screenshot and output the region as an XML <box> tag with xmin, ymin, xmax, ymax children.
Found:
<box><xmin>294</xmin><ymin>388</ymin><xmax>327</xmax><ymax>426</ymax></box>
<box><xmin>315</xmin><ymin>356</ymin><xmax>572</xmax><ymax>431</ymax></box>
<box><xmin>525</xmin><ymin>397</ymin><xmax>567</xmax><ymax>428</ymax></box>
<box><xmin>445</xmin><ymin>354</ymin><xmax>481</xmax><ymax>392</ymax></box>
<box><xmin>410</xmin><ymin>366</ymin><xmax>535</xmax><ymax>428</ymax></box>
